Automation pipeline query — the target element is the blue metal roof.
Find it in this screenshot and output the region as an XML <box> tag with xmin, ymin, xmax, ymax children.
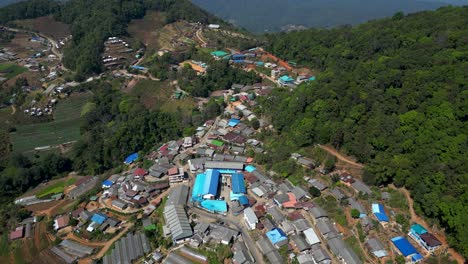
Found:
<box><xmin>228</xmin><ymin>118</ymin><xmax>240</xmax><ymax>127</ymax></box>
<box><xmin>412</xmin><ymin>253</ymin><xmax>423</xmax><ymax>262</ymax></box>
<box><xmin>372</xmin><ymin>203</ymin><xmax>389</xmax><ymax>222</ymax></box>
<box><xmin>391</xmin><ymin>236</ymin><xmax>418</xmax><ymax>257</ymax></box>
<box><xmin>266</xmin><ymin>228</ymin><xmax>287</xmax><ymax>244</ymax></box>
<box><xmin>245</xmin><ymin>165</ymin><xmax>256</xmax><ymax>172</ymax></box>
<box><xmin>231</xmin><ymin>173</ymin><xmax>246</xmax><ymax>194</ymax></box>
<box><xmin>238</xmin><ymin>196</ymin><xmax>249</xmax><ymax>205</ymax></box>
<box><xmin>192</xmin><ymin>173</ymin><xmax>206</xmax><ymax>202</ymax></box>
<box><xmin>102</xmin><ymin>180</ymin><xmax>113</xmax><ymax>187</ymax></box>
<box><xmin>124</xmin><ymin>153</ymin><xmax>138</xmax><ymax>164</ymax></box>
<box><xmin>91</xmin><ymin>213</ymin><xmax>107</xmax><ymax>225</ymax></box>
<box><xmin>204</xmin><ymin>169</ymin><xmax>220</xmax><ymax>197</ymax></box>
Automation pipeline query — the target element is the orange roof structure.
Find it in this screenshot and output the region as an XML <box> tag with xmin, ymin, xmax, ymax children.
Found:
<box><xmin>282</xmin><ymin>193</ymin><xmax>298</xmax><ymax>208</ymax></box>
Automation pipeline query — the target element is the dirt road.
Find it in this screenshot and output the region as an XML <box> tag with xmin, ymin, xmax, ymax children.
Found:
<box><xmin>317</xmin><ymin>144</ymin><xmax>364</xmax><ymax>168</ymax></box>
<box><xmin>196</xmin><ymin>29</ymin><xmax>207</xmax><ymax>46</ymax></box>
<box><xmin>399</xmin><ymin>187</ymin><xmax>465</xmax><ymax>264</ymax></box>
<box><xmin>65</xmin><ymin>222</ymin><xmax>134</xmax><ymax>259</ymax></box>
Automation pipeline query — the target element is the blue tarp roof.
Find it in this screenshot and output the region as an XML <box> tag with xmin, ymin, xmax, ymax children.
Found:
<box><xmin>233</xmin><ymin>60</ymin><xmax>245</xmax><ymax>63</ymax></box>
<box><xmin>245</xmin><ymin>165</ymin><xmax>256</xmax><ymax>172</ymax></box>
<box><xmin>266</xmin><ymin>228</ymin><xmax>287</xmax><ymax>244</ymax></box>
<box><xmin>124</xmin><ymin>153</ymin><xmax>138</xmax><ymax>164</ymax></box>
<box><xmin>231</xmin><ymin>173</ymin><xmax>246</xmax><ymax>193</ymax></box>
<box><xmin>131</xmin><ymin>65</ymin><xmax>148</xmax><ymax>71</ymax></box>
<box><xmin>412</xmin><ymin>253</ymin><xmax>423</xmax><ymax>262</ymax></box>
<box><xmin>228</xmin><ymin>119</ymin><xmax>240</xmax><ymax>127</ymax></box>
<box><xmin>239</xmin><ymin>195</ymin><xmax>249</xmax><ymax>205</ymax></box>
<box><xmin>391</xmin><ymin>236</ymin><xmax>419</xmax><ymax>257</ymax></box>
<box><xmin>279</xmin><ymin>75</ymin><xmax>294</xmax><ymax>82</ymax></box>
<box><xmin>372</xmin><ymin>203</ymin><xmax>389</xmax><ymax>222</ymax></box>
<box><xmin>192</xmin><ymin>173</ymin><xmax>206</xmax><ymax>202</ymax></box>
<box><xmin>91</xmin><ymin>213</ymin><xmax>107</xmax><ymax>225</ymax></box>
<box><xmin>309</xmin><ymin>76</ymin><xmax>316</xmax><ymax>81</ymax></box>
<box><xmin>102</xmin><ymin>180</ymin><xmax>113</xmax><ymax>187</ymax></box>
<box><xmin>201</xmin><ymin>200</ymin><xmax>227</xmax><ymax>213</ymax></box>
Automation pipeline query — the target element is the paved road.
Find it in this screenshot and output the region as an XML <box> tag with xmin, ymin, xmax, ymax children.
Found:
<box><xmin>190</xmin><ymin>206</ymin><xmax>265</xmax><ymax>264</ymax></box>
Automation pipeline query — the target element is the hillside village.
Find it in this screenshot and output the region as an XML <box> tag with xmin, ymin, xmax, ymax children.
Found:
<box><xmin>10</xmin><ymin>80</ymin><xmax>444</xmax><ymax>264</ymax></box>
<box><xmin>0</xmin><ymin>9</ymin><xmax>459</xmax><ymax>264</ymax></box>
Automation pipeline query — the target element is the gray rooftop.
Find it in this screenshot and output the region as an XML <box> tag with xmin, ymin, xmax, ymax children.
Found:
<box><xmin>330</xmin><ymin>188</ymin><xmax>346</xmax><ymax>200</ymax></box>
<box><xmin>351</xmin><ymin>179</ymin><xmax>372</xmax><ymax>195</ymax></box>
<box><xmin>327</xmin><ymin>236</ymin><xmax>362</xmax><ymax>264</ymax></box>
<box><xmin>166</xmin><ymin>185</ymin><xmax>189</xmax><ymax>207</ymax></box>
<box><xmin>266</xmin><ymin>206</ymin><xmax>284</xmax><ymax>222</ymax></box>
<box><xmin>291</xmin><ymin>234</ymin><xmax>310</xmax><ymax>252</ymax></box>
<box><xmin>316</xmin><ymin>218</ymin><xmax>337</xmax><ymax>237</ymax></box>
<box><xmin>204</xmin><ymin>161</ymin><xmax>244</xmax><ymax>170</ymax></box>
<box><xmin>309</xmin><ymin>206</ymin><xmax>328</xmax><ymax>219</ymax></box>
<box><xmin>163</xmin><ymin>204</ymin><xmax>193</xmax><ymax>241</ymax></box>
<box><xmin>292</xmin><ymin>218</ymin><xmax>312</xmax><ymax>232</ymax></box>
<box><xmin>292</xmin><ymin>186</ymin><xmax>308</xmax><ymax>200</ymax></box>
<box><xmin>309</xmin><ymin>179</ymin><xmax>328</xmax><ymax>191</ymax></box>
<box><xmin>348</xmin><ymin>198</ymin><xmax>367</xmax><ymax>214</ymax></box>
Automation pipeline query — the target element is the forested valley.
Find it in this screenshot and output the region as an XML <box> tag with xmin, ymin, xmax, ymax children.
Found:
<box><xmin>261</xmin><ymin>6</ymin><xmax>467</xmax><ymax>256</ymax></box>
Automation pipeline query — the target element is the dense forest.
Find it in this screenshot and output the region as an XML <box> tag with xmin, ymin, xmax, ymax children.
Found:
<box><xmin>70</xmin><ymin>81</ymin><xmax>183</xmax><ymax>174</ymax></box>
<box><xmin>0</xmin><ymin>0</ymin><xmax>224</xmax><ymax>77</ymax></box>
<box><xmin>261</xmin><ymin>6</ymin><xmax>467</xmax><ymax>256</ymax></box>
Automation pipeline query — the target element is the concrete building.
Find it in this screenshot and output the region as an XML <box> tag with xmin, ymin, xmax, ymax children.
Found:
<box><xmin>243</xmin><ymin>207</ymin><xmax>258</xmax><ymax>230</ymax></box>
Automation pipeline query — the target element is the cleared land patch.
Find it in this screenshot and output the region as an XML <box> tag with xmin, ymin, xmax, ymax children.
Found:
<box><xmin>11</xmin><ymin>16</ymin><xmax>71</xmax><ymax>39</ymax></box>
<box><xmin>10</xmin><ymin>92</ymin><xmax>91</xmax><ymax>153</ymax></box>
<box><xmin>36</xmin><ymin>177</ymin><xmax>76</xmax><ymax>198</ymax></box>
<box><xmin>128</xmin><ymin>11</ymin><xmax>166</xmax><ymax>50</ymax></box>
<box><xmin>131</xmin><ymin>79</ymin><xmax>196</xmax><ymax>115</ymax></box>
<box><xmin>0</xmin><ymin>63</ymin><xmax>27</xmax><ymax>79</ymax></box>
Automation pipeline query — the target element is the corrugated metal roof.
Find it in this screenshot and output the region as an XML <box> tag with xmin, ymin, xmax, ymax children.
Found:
<box><xmin>167</xmin><ymin>185</ymin><xmax>189</xmax><ymax>207</ymax></box>
<box><xmin>204</xmin><ymin>161</ymin><xmax>244</xmax><ymax>170</ymax></box>
<box><xmin>164</xmin><ymin>205</ymin><xmax>193</xmax><ymax>241</ymax></box>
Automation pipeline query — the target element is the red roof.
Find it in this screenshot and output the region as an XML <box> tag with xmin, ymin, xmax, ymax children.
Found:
<box><xmin>134</xmin><ymin>168</ymin><xmax>147</xmax><ymax>177</ymax></box>
<box><xmin>159</xmin><ymin>144</ymin><xmax>168</xmax><ymax>152</ymax></box>
<box><xmin>288</xmin><ymin>211</ymin><xmax>304</xmax><ymax>221</ymax></box>
<box><xmin>55</xmin><ymin>215</ymin><xmax>70</xmax><ymax>229</ymax></box>
<box><xmin>9</xmin><ymin>226</ymin><xmax>24</xmax><ymax>240</ymax></box>
<box><xmin>167</xmin><ymin>167</ymin><xmax>178</xmax><ymax>175</ymax></box>
<box><xmin>282</xmin><ymin>193</ymin><xmax>298</xmax><ymax>208</ymax></box>
<box><xmin>244</xmin><ymin>173</ymin><xmax>258</xmax><ymax>184</ymax></box>
<box><xmin>71</xmin><ymin>208</ymin><xmax>84</xmax><ymax>218</ymax></box>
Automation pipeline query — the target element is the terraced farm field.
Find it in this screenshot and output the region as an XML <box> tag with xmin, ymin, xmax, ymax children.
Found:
<box><xmin>10</xmin><ymin>92</ymin><xmax>92</xmax><ymax>153</ymax></box>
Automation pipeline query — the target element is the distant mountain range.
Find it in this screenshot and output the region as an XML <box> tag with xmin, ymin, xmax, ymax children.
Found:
<box><xmin>191</xmin><ymin>0</ymin><xmax>468</xmax><ymax>32</ymax></box>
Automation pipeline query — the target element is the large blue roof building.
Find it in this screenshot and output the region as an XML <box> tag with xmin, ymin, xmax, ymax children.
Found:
<box><xmin>231</xmin><ymin>173</ymin><xmax>246</xmax><ymax>194</ymax></box>
<box><xmin>192</xmin><ymin>169</ymin><xmax>220</xmax><ymax>201</ymax></box>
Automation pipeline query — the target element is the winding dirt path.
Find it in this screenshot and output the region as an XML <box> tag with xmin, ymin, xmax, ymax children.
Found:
<box><xmin>399</xmin><ymin>187</ymin><xmax>465</xmax><ymax>264</ymax></box>
<box><xmin>317</xmin><ymin>144</ymin><xmax>364</xmax><ymax>168</ymax></box>
<box><xmin>196</xmin><ymin>29</ymin><xmax>207</xmax><ymax>46</ymax></box>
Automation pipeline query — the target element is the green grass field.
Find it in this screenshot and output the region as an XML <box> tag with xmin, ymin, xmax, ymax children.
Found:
<box><xmin>36</xmin><ymin>177</ymin><xmax>76</xmax><ymax>198</ymax></box>
<box><xmin>132</xmin><ymin>79</ymin><xmax>196</xmax><ymax>115</ymax></box>
<box><xmin>10</xmin><ymin>92</ymin><xmax>92</xmax><ymax>153</ymax></box>
<box><xmin>0</xmin><ymin>63</ymin><xmax>27</xmax><ymax>79</ymax></box>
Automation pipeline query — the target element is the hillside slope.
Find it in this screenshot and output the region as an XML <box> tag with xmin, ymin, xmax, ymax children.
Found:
<box><xmin>261</xmin><ymin>6</ymin><xmax>468</xmax><ymax>257</ymax></box>
<box><xmin>191</xmin><ymin>0</ymin><xmax>463</xmax><ymax>32</ymax></box>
